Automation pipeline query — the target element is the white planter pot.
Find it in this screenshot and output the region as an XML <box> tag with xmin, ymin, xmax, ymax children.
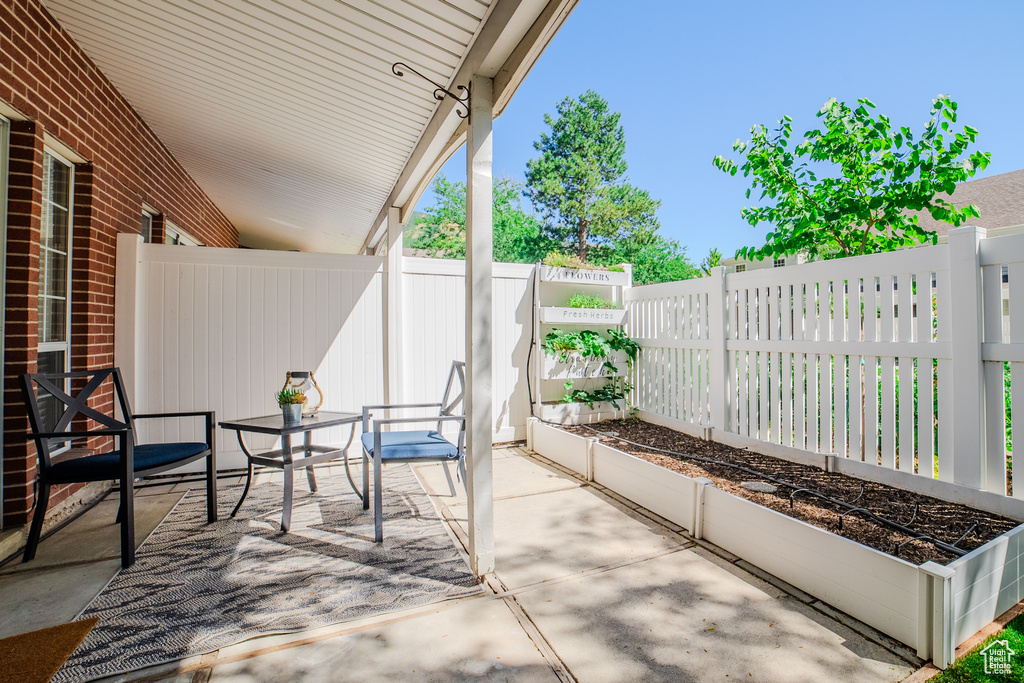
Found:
<box><xmin>540</xmin><ymin>306</ymin><xmax>628</xmax><ymax>325</ymax></box>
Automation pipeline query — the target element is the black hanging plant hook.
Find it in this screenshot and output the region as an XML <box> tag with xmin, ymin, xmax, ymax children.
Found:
<box><xmin>392</xmin><ymin>62</ymin><xmax>470</xmax><ymax>118</ymax></box>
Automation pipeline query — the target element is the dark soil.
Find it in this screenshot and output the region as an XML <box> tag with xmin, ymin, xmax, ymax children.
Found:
<box><xmin>563</xmin><ymin>419</ymin><xmax>1021</xmax><ymax>565</ymax></box>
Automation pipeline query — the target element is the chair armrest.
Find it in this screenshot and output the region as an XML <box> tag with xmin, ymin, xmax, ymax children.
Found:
<box><xmin>133</xmin><ymin>410</ymin><xmax>216</xmax><ymax>447</ymax></box>
<box><xmin>29</xmin><ymin>428</ymin><xmax>131</xmax><ymax>442</ymax></box>
<box><xmin>372</xmin><ymin>415</ymin><xmax>464</xmax><ymax>430</ymax></box>
<box><xmin>362</xmin><ymin>403</ymin><xmax>443</xmax><ymax>412</ymax></box>
<box><xmin>133</xmin><ymin>411</ymin><xmax>215</xmax><ymax>420</ymax></box>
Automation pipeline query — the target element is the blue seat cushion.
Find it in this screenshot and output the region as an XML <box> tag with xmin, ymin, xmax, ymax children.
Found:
<box><xmin>361</xmin><ymin>430</ymin><xmax>459</xmax><ymax>462</ymax></box>
<box><xmin>49</xmin><ymin>442</ymin><xmax>210</xmax><ymax>483</ymax></box>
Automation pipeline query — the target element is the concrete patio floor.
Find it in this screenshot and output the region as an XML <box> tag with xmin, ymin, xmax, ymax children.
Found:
<box><xmin>0</xmin><ymin>447</ymin><xmax>920</xmax><ymax>682</ymax></box>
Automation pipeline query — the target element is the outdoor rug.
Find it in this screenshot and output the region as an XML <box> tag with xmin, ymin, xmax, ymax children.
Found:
<box><xmin>54</xmin><ymin>464</ymin><xmax>481</xmax><ymax>682</ymax></box>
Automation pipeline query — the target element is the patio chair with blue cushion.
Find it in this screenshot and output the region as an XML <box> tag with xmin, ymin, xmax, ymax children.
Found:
<box><xmin>360</xmin><ymin>361</ymin><xmax>466</xmax><ymax>542</ymax></box>
<box><xmin>21</xmin><ymin>367</ymin><xmax>217</xmax><ymax>568</ymax></box>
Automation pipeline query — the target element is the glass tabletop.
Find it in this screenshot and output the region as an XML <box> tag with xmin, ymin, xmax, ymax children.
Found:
<box><xmin>219</xmin><ymin>410</ymin><xmax>361</xmax><ymax>436</ymax></box>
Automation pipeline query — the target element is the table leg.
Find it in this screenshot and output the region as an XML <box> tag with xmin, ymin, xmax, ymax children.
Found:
<box><xmin>304</xmin><ymin>430</ymin><xmax>317</xmax><ymax>492</ymax></box>
<box><xmin>281</xmin><ymin>434</ymin><xmax>294</xmax><ymax>532</ymax></box>
<box><xmin>231</xmin><ymin>432</ymin><xmax>256</xmax><ymax>517</ymax></box>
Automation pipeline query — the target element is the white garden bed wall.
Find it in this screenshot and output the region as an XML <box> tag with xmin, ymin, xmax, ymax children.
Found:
<box><xmin>591</xmin><ymin>442</ymin><xmax>698</xmax><ymax>533</ymax></box>
<box><xmin>528</xmin><ymin>419</ymin><xmax>591</xmax><ymax>474</ymax></box>
<box><xmin>700</xmin><ymin>486</ymin><xmax>921</xmax><ymax>648</ymax></box>
<box><xmin>948</xmin><ymin>525</ymin><xmax>1024</xmax><ymax>645</ymax></box>
<box><xmin>526</xmin><ymin>418</ymin><xmax>1024</xmax><ymax>667</ymax></box>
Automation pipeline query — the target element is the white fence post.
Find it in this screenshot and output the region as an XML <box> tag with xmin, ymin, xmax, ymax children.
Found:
<box><xmin>947</xmin><ymin>226</ymin><xmax>988</xmax><ymax>490</ymax></box>
<box><xmin>692</xmin><ymin>477</ymin><xmax>713</xmax><ymax>539</ymax></box>
<box><xmin>709</xmin><ymin>266</ymin><xmax>729</xmax><ymax>434</ymax></box>
<box><xmin>114</xmin><ymin>233</ymin><xmax>142</xmax><ymax>407</ymax></box>
<box><xmin>918</xmin><ymin>561</ymin><xmax>956</xmax><ymax>668</ymax></box>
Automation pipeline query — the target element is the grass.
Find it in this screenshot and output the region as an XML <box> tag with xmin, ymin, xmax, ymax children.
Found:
<box><xmin>932</xmin><ymin>612</ymin><xmax>1024</xmax><ymax>682</ymax></box>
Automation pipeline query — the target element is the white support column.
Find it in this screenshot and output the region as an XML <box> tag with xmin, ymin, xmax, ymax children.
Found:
<box><xmin>948</xmin><ymin>226</ymin><xmax>987</xmax><ymax>490</ymax></box>
<box><xmin>465</xmin><ymin>74</ymin><xmax>495</xmax><ymax>576</ymax></box>
<box><xmin>382</xmin><ymin>206</ymin><xmax>404</xmax><ymax>404</ymax></box>
<box><xmin>709</xmin><ymin>265</ymin><xmax>729</xmax><ymax>434</ymax></box>
<box><xmin>114</xmin><ymin>233</ymin><xmax>143</xmax><ymax>408</ymax></box>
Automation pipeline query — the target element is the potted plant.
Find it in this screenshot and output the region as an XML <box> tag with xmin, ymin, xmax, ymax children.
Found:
<box><xmin>276</xmin><ymin>387</ymin><xmax>306</xmax><ymax>425</ymax></box>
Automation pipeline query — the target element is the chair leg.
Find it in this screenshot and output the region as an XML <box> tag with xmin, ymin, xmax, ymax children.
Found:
<box><xmin>374</xmin><ymin>454</ymin><xmax>383</xmax><ymax>542</ymax></box>
<box><xmin>119</xmin><ymin>476</ymin><xmax>135</xmax><ymax>569</ymax></box>
<box><xmin>362</xmin><ymin>451</ymin><xmax>370</xmax><ymax>511</ymax></box>
<box><xmin>22</xmin><ymin>481</ymin><xmax>50</xmax><ymax>563</ymax></box>
<box><xmin>115</xmin><ymin>497</ymin><xmax>124</xmax><ymax>524</ymax></box>
<box><xmin>441</xmin><ymin>461</ymin><xmax>457</xmax><ymax>497</ymax></box>
<box><xmin>206</xmin><ymin>450</ymin><xmax>218</xmax><ymax>523</ymax></box>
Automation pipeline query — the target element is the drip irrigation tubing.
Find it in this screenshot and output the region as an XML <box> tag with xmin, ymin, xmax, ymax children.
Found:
<box><xmin>547</xmin><ymin>418</ymin><xmax>973</xmax><ymax>558</ymax></box>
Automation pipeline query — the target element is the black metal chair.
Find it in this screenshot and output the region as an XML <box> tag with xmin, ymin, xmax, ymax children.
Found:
<box><xmin>21</xmin><ymin>367</ymin><xmax>217</xmax><ymax>568</ymax></box>
<box><xmin>360</xmin><ymin>361</ymin><xmax>466</xmax><ymax>542</ymax></box>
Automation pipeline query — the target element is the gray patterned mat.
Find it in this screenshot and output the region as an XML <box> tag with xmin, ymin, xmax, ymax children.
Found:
<box><xmin>55</xmin><ymin>465</ymin><xmax>481</xmax><ymax>682</ymax></box>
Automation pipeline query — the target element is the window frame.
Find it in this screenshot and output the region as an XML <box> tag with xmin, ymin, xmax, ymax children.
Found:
<box><xmin>734</xmin><ymin>264</ymin><xmax>746</xmax><ymax>273</ymax></box>
<box><xmin>37</xmin><ymin>147</ymin><xmax>75</xmax><ymax>448</ymax></box>
<box><xmin>141</xmin><ymin>206</ymin><xmax>156</xmax><ymax>243</ymax></box>
<box><xmin>165</xmin><ymin>221</ymin><xmax>202</xmax><ymax>247</ymax></box>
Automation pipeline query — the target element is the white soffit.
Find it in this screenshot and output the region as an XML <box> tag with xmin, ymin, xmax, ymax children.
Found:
<box><xmin>41</xmin><ymin>0</ymin><xmax>566</xmax><ymax>253</ymax></box>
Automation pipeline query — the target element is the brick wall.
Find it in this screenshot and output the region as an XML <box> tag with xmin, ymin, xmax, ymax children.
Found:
<box><xmin>0</xmin><ymin>1</ymin><xmax>239</xmax><ymax>527</ymax></box>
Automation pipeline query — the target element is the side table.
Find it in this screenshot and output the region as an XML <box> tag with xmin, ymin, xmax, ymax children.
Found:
<box><xmin>219</xmin><ymin>411</ymin><xmax>362</xmax><ymax>532</ymax></box>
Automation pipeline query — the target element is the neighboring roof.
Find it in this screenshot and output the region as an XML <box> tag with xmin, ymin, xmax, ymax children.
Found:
<box><xmin>911</xmin><ymin>169</ymin><xmax>1024</xmax><ymax>238</ymax></box>
<box><xmin>42</xmin><ymin>0</ymin><xmax>576</xmax><ymax>254</ymax></box>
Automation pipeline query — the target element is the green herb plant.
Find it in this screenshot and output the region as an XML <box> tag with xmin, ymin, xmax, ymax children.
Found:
<box><xmin>275</xmin><ymin>388</ymin><xmax>306</xmax><ymax>407</ymax></box>
<box><xmin>542</xmin><ymin>252</ymin><xmax>587</xmax><ymax>269</ymax></box>
<box><xmin>566</xmin><ymin>292</ymin><xmax>614</xmax><ymax>309</ymax></box>
<box><xmin>542</xmin><ymin>328</ymin><xmax>640</xmax><ymax>409</ymax></box>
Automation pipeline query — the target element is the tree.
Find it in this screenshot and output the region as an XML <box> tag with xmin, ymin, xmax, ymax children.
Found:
<box><xmin>600</xmin><ymin>233</ymin><xmax>700</xmax><ymax>285</ymax></box>
<box><xmin>700</xmin><ymin>248</ymin><xmax>723</xmax><ymax>276</ymax></box>
<box><xmin>409</xmin><ymin>175</ymin><xmax>554</xmax><ymax>263</ymax></box>
<box><xmin>525</xmin><ymin>91</ymin><xmax>660</xmax><ymax>262</ymax></box>
<box><xmin>713</xmin><ymin>95</ymin><xmax>991</xmax><ymax>261</ymax></box>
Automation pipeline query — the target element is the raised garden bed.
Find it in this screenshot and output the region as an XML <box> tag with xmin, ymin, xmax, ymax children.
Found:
<box><xmin>527</xmin><ymin>417</ymin><xmax>1024</xmax><ymax>668</ymax></box>
<box><xmin>566</xmin><ymin>419</ymin><xmax>1017</xmax><ymax>565</ymax></box>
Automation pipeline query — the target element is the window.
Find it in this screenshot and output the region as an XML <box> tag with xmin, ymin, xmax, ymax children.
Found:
<box><xmin>165</xmin><ymin>222</ymin><xmax>201</xmax><ymax>247</ymax></box>
<box><xmin>734</xmin><ymin>264</ymin><xmax>746</xmax><ymax>273</ymax></box>
<box><xmin>773</xmin><ymin>258</ymin><xmax>786</xmax><ymax>268</ymax></box>
<box><xmin>141</xmin><ymin>209</ymin><xmax>154</xmax><ymax>243</ymax></box>
<box><xmin>38</xmin><ymin>149</ymin><xmax>74</xmax><ymax>432</ymax></box>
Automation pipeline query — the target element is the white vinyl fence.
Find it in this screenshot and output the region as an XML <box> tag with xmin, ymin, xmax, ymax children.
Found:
<box><xmin>627</xmin><ymin>226</ymin><xmax>1024</xmax><ymax>504</ymax></box>
<box><xmin>114</xmin><ymin>239</ymin><xmax>532</xmax><ymax>469</ymax></box>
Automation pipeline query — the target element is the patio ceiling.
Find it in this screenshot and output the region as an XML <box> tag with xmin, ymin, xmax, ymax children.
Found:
<box><xmin>41</xmin><ymin>0</ymin><xmax>574</xmax><ymax>253</ymax></box>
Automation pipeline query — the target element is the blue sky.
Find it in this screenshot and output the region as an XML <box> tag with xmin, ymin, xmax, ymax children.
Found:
<box><xmin>414</xmin><ymin>0</ymin><xmax>1024</xmax><ymax>262</ymax></box>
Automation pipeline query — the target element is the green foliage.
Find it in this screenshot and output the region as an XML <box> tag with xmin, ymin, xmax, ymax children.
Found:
<box><xmin>543</xmin><ymin>329</ymin><xmax>614</xmax><ymax>362</ymax></box>
<box><xmin>542</xmin><ymin>251</ymin><xmax>588</xmax><ymax>269</ymax></box>
<box><xmin>561</xmin><ymin>378</ymin><xmax>633</xmax><ymax>410</ymax></box>
<box><xmin>713</xmin><ymin>95</ymin><xmax>991</xmax><ymax>261</ymax></box>
<box><xmin>542</xmin><ymin>328</ymin><xmax>639</xmax><ymax>366</ymax></box>
<box><xmin>409</xmin><ymin>175</ymin><xmax>555</xmax><ymax>263</ymax></box>
<box><xmin>567</xmin><ymin>292</ymin><xmax>614</xmax><ymax>309</ymax></box>
<box><xmin>700</xmin><ymin>248</ymin><xmax>723</xmax><ymax>276</ymax></box>
<box><xmin>543</xmin><ymin>328</ymin><xmax>638</xmax><ymax>409</ymax></box>
<box><xmin>275</xmin><ymin>388</ymin><xmax>306</xmax><ymax>406</ymax></box>
<box><xmin>594</xmin><ymin>231</ymin><xmax>700</xmax><ymax>286</ymax></box>
<box><xmin>525</xmin><ymin>91</ymin><xmax>662</xmax><ymax>264</ymax></box>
